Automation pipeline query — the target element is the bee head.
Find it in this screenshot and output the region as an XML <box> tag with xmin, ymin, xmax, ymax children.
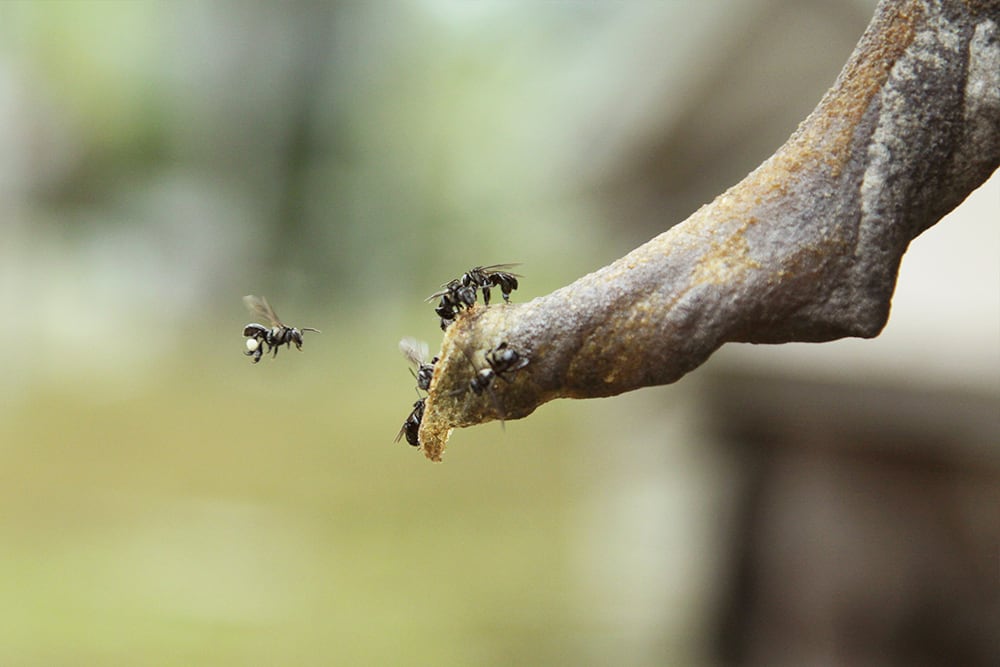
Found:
<box><xmin>470</xmin><ymin>368</ymin><xmax>494</xmax><ymax>394</ymax></box>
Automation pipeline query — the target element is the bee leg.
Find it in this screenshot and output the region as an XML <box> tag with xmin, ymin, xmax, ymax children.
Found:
<box><xmin>482</xmin><ymin>285</ymin><xmax>491</xmax><ymax>306</ymax></box>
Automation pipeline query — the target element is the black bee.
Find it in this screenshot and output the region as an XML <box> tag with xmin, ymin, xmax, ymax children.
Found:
<box><xmin>242</xmin><ymin>295</ymin><xmax>320</xmax><ymax>363</ymax></box>
<box><xmin>399</xmin><ymin>337</ymin><xmax>438</xmax><ymax>391</ymax></box>
<box><xmin>433</xmin><ymin>301</ymin><xmax>457</xmax><ymax>331</ymax></box>
<box><xmin>468</xmin><ymin>342</ymin><xmax>529</xmax><ymax>394</ymax></box>
<box><xmin>426</xmin><ymin>264</ymin><xmax>521</xmax><ymax>329</ymax></box>
<box><xmin>427</xmin><ymin>279</ymin><xmax>475</xmax><ymax>330</ymax></box>
<box><xmin>395</xmin><ymin>397</ymin><xmax>425</xmax><ymax>447</ymax></box>
<box><xmin>454</xmin><ymin>342</ymin><xmax>529</xmax><ymax>427</ymax></box>
<box><xmin>460</xmin><ymin>264</ymin><xmax>520</xmax><ymax>306</ymax></box>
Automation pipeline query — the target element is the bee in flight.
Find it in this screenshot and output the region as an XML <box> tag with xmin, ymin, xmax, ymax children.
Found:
<box><xmin>399</xmin><ymin>337</ymin><xmax>438</xmax><ymax>391</ymax></box>
<box><xmin>242</xmin><ymin>295</ymin><xmax>320</xmax><ymax>363</ymax></box>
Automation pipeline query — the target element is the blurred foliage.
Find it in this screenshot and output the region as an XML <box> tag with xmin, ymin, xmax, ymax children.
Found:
<box><xmin>0</xmin><ymin>0</ymin><xmax>616</xmax><ymax>313</ymax></box>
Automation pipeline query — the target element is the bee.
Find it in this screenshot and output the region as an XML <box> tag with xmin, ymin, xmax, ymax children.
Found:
<box><xmin>468</xmin><ymin>342</ymin><xmax>529</xmax><ymax>394</ymax></box>
<box><xmin>395</xmin><ymin>397</ymin><xmax>425</xmax><ymax>447</ymax></box>
<box><xmin>426</xmin><ymin>279</ymin><xmax>474</xmax><ymax>330</ymax></box>
<box><xmin>452</xmin><ymin>341</ymin><xmax>529</xmax><ymax>427</ymax></box>
<box><xmin>242</xmin><ymin>295</ymin><xmax>320</xmax><ymax>363</ymax></box>
<box><xmin>460</xmin><ymin>264</ymin><xmax>520</xmax><ymax>306</ymax></box>
<box><xmin>399</xmin><ymin>337</ymin><xmax>438</xmax><ymax>391</ymax></box>
<box><xmin>426</xmin><ymin>264</ymin><xmax>521</xmax><ymax>329</ymax></box>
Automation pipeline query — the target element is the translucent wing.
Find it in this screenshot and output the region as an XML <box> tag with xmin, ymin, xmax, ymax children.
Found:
<box><xmin>477</xmin><ymin>262</ymin><xmax>522</xmax><ymax>277</ymax></box>
<box><xmin>394</xmin><ymin>398</ymin><xmax>424</xmax><ymax>444</ymax></box>
<box><xmin>426</xmin><ymin>278</ymin><xmax>462</xmax><ymax>301</ymax></box>
<box><xmin>425</xmin><ymin>289</ymin><xmax>449</xmax><ymax>303</ymax></box>
<box><xmin>243</xmin><ymin>295</ymin><xmax>283</xmax><ymax>327</ymax></box>
<box><xmin>398</xmin><ymin>337</ymin><xmax>429</xmax><ymax>367</ymax></box>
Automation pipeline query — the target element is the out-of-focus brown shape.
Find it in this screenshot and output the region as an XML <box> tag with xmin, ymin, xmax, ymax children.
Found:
<box><xmin>709</xmin><ymin>370</ymin><xmax>1000</xmax><ymax>666</ymax></box>
<box><xmin>420</xmin><ymin>0</ymin><xmax>1000</xmax><ymax>461</ymax></box>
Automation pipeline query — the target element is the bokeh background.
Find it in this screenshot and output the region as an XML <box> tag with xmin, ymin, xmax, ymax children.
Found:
<box><xmin>1</xmin><ymin>1</ymin><xmax>996</xmax><ymax>665</ymax></box>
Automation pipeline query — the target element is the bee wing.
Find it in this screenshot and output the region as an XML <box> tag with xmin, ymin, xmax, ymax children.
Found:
<box><xmin>395</xmin><ymin>398</ymin><xmax>425</xmax><ymax>443</ymax></box>
<box><xmin>435</xmin><ymin>276</ymin><xmax>467</xmax><ymax>290</ymax></box>
<box><xmin>479</xmin><ymin>262</ymin><xmax>523</xmax><ymax>277</ymax></box>
<box><xmin>425</xmin><ymin>288</ymin><xmax>451</xmax><ymax>302</ymax></box>
<box><xmin>243</xmin><ymin>295</ymin><xmax>283</xmax><ymax>327</ymax></box>
<box><xmin>398</xmin><ymin>337</ymin><xmax>429</xmax><ymax>367</ymax></box>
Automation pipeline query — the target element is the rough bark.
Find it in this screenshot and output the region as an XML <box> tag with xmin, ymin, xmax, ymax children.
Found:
<box><xmin>418</xmin><ymin>0</ymin><xmax>1000</xmax><ymax>461</ymax></box>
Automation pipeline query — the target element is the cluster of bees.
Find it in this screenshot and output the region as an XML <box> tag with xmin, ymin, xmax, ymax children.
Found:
<box><xmin>395</xmin><ymin>265</ymin><xmax>529</xmax><ymax>448</ymax></box>
<box><xmin>239</xmin><ymin>264</ymin><xmax>529</xmax><ymax>451</ymax></box>
<box><xmin>395</xmin><ymin>338</ymin><xmax>437</xmax><ymax>447</ymax></box>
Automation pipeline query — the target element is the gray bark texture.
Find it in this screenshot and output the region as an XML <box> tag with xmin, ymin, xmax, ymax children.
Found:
<box><xmin>418</xmin><ymin>0</ymin><xmax>1000</xmax><ymax>461</ymax></box>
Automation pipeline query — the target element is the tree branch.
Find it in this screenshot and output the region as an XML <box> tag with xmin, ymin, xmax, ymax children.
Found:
<box><xmin>418</xmin><ymin>0</ymin><xmax>1000</xmax><ymax>461</ymax></box>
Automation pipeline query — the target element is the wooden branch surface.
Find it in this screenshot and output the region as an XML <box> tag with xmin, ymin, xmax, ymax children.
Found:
<box><xmin>418</xmin><ymin>0</ymin><xmax>1000</xmax><ymax>461</ymax></box>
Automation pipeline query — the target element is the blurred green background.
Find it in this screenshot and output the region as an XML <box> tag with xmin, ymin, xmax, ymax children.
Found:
<box><xmin>2</xmin><ymin>1</ymin><xmax>997</xmax><ymax>665</ymax></box>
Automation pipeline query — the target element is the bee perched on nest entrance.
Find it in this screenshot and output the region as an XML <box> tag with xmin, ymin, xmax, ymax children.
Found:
<box><xmin>242</xmin><ymin>295</ymin><xmax>320</xmax><ymax>363</ymax></box>
<box><xmin>395</xmin><ymin>397</ymin><xmax>425</xmax><ymax>448</ymax></box>
<box><xmin>466</xmin><ymin>342</ymin><xmax>529</xmax><ymax>396</ymax></box>
<box><xmin>453</xmin><ymin>341</ymin><xmax>530</xmax><ymax>429</ymax></box>
<box><xmin>457</xmin><ymin>265</ymin><xmax>520</xmax><ymax>306</ymax></box>
<box><xmin>394</xmin><ymin>338</ymin><xmax>438</xmax><ymax>448</ymax></box>
<box><xmin>426</xmin><ymin>264</ymin><xmax>520</xmax><ymax>330</ymax></box>
<box><xmin>399</xmin><ymin>337</ymin><xmax>438</xmax><ymax>392</ymax></box>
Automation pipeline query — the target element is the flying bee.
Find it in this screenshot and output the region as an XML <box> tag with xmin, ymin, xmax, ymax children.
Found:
<box><xmin>399</xmin><ymin>337</ymin><xmax>438</xmax><ymax>391</ymax></box>
<box><xmin>242</xmin><ymin>295</ymin><xmax>320</xmax><ymax>363</ymax></box>
<box><xmin>394</xmin><ymin>397</ymin><xmax>425</xmax><ymax>447</ymax></box>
